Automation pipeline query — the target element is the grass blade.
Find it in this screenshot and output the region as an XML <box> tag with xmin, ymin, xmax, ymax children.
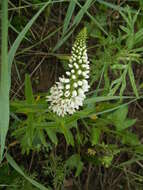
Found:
<box><xmin>72</xmin><ymin>0</ymin><xmax>93</xmax><ymax>27</ymax></box>
<box><xmin>96</xmin><ymin>0</ymin><xmax>140</xmax><ymax>14</ymax></box>
<box><xmin>62</xmin><ymin>1</ymin><xmax>76</xmax><ymax>36</ymax></box>
<box><xmin>0</xmin><ymin>0</ymin><xmax>9</xmax><ymax>161</ymax></box>
<box><xmin>84</xmin><ymin>95</ymin><xmax>135</xmax><ymax>104</ymax></box>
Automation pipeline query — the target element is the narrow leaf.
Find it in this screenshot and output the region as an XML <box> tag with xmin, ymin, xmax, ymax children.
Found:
<box><xmin>128</xmin><ymin>64</ymin><xmax>139</xmax><ymax>98</ymax></box>
<box><xmin>90</xmin><ymin>127</ymin><xmax>101</xmax><ymax>145</ymax></box>
<box><xmin>25</xmin><ymin>74</ymin><xmax>34</xmax><ymax>104</ymax></box>
<box><xmin>62</xmin><ymin>1</ymin><xmax>76</xmax><ymax>36</ymax></box>
<box><xmin>45</xmin><ymin>129</ymin><xmax>58</xmax><ymax>145</ymax></box>
<box><xmin>0</xmin><ymin>0</ymin><xmax>9</xmax><ymax>161</ymax></box>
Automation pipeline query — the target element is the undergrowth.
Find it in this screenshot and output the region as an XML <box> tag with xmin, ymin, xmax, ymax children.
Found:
<box><xmin>1</xmin><ymin>1</ymin><xmax>143</xmax><ymax>190</ymax></box>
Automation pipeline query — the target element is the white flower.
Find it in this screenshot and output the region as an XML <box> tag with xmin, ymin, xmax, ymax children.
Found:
<box><xmin>46</xmin><ymin>28</ymin><xmax>90</xmax><ymax>117</ymax></box>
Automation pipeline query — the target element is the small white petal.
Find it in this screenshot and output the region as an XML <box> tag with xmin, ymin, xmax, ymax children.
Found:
<box><xmin>65</xmin><ymin>84</ymin><xmax>70</xmax><ymax>89</ymax></box>
<box><xmin>71</xmin><ymin>69</ymin><xmax>75</xmax><ymax>73</ymax></box>
<box><xmin>84</xmin><ymin>75</ymin><xmax>89</xmax><ymax>79</ymax></box>
<box><xmin>59</xmin><ymin>77</ymin><xmax>64</xmax><ymax>82</ymax></box>
<box><xmin>69</xmin><ymin>64</ymin><xmax>73</xmax><ymax>68</ymax></box>
<box><xmin>64</xmin><ymin>78</ymin><xmax>70</xmax><ymax>83</ymax></box>
<box><xmin>72</xmin><ymin>90</ymin><xmax>77</xmax><ymax>97</ymax></box>
<box><xmin>78</xmin><ymin>70</ymin><xmax>82</xmax><ymax>75</ymax></box>
<box><xmin>72</xmin><ymin>75</ymin><xmax>76</xmax><ymax>80</ymax></box>
<box><xmin>74</xmin><ymin>63</ymin><xmax>79</xmax><ymax>69</ymax></box>
<box><xmin>82</xmin><ymin>64</ymin><xmax>88</xmax><ymax>68</ymax></box>
<box><xmin>73</xmin><ymin>82</ymin><xmax>78</xmax><ymax>88</ymax></box>
<box><xmin>78</xmin><ymin>88</ymin><xmax>84</xmax><ymax>95</ymax></box>
<box><xmin>82</xmin><ymin>72</ymin><xmax>89</xmax><ymax>78</ymax></box>
<box><xmin>66</xmin><ymin>71</ymin><xmax>71</xmax><ymax>76</ymax></box>
<box><xmin>78</xmin><ymin>81</ymin><xmax>82</xmax><ymax>86</ymax></box>
<box><xmin>65</xmin><ymin>91</ymin><xmax>70</xmax><ymax>97</ymax></box>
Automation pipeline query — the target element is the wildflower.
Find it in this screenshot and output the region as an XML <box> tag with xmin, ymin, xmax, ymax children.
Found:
<box><xmin>46</xmin><ymin>28</ymin><xmax>90</xmax><ymax>117</ymax></box>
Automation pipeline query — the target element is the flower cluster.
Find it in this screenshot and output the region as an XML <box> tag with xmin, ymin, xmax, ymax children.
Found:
<box><xmin>46</xmin><ymin>28</ymin><xmax>90</xmax><ymax>117</ymax></box>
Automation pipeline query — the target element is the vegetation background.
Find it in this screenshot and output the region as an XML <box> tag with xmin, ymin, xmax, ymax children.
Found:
<box><xmin>1</xmin><ymin>0</ymin><xmax>143</xmax><ymax>189</ymax></box>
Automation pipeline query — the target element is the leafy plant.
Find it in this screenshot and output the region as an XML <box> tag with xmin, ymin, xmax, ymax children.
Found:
<box><xmin>43</xmin><ymin>155</ymin><xmax>66</xmax><ymax>190</ymax></box>
<box><xmin>1</xmin><ymin>1</ymin><xmax>143</xmax><ymax>189</ymax></box>
<box><xmin>11</xmin><ymin>74</ymin><xmax>78</xmax><ymax>153</ymax></box>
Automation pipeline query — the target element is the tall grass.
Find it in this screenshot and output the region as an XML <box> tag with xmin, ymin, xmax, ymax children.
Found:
<box><xmin>0</xmin><ymin>0</ymin><xmax>9</xmax><ymax>162</ymax></box>
<box><xmin>0</xmin><ymin>0</ymin><xmax>52</xmax><ymax>162</ymax></box>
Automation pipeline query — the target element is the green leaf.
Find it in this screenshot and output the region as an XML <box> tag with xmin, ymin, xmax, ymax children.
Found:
<box><xmin>6</xmin><ymin>153</ymin><xmax>52</xmax><ymax>190</ymax></box>
<box><xmin>121</xmin><ymin>131</ymin><xmax>140</xmax><ymax>146</ymax></box>
<box><xmin>62</xmin><ymin>1</ymin><xmax>76</xmax><ymax>36</ymax></box>
<box><xmin>108</xmin><ymin>106</ymin><xmax>136</xmax><ymax>131</ymax></box>
<box><xmin>139</xmin><ymin>0</ymin><xmax>143</xmax><ymax>8</ymax></box>
<box><xmin>111</xmin><ymin>106</ymin><xmax>128</xmax><ymax>123</ymax></box>
<box><xmin>119</xmin><ymin>68</ymin><xmax>128</xmax><ymax>97</ymax></box>
<box><xmin>60</xmin><ymin>123</ymin><xmax>74</xmax><ymax>146</ymax></box>
<box><xmin>66</xmin><ymin>154</ymin><xmax>83</xmax><ymax>177</ymax></box>
<box><xmin>84</xmin><ymin>95</ymin><xmax>133</xmax><ymax>105</ymax></box>
<box><xmin>45</xmin><ymin>129</ymin><xmax>58</xmax><ymax>145</ymax></box>
<box><xmin>0</xmin><ymin>0</ymin><xmax>9</xmax><ymax>161</ymax></box>
<box><xmin>128</xmin><ymin>64</ymin><xmax>139</xmax><ymax>98</ymax></box>
<box><xmin>25</xmin><ymin>74</ymin><xmax>34</xmax><ymax>104</ymax></box>
<box><xmin>72</xmin><ymin>0</ymin><xmax>93</xmax><ymax>27</ymax></box>
<box><xmin>65</xmin><ymin>129</ymin><xmax>74</xmax><ymax>146</ymax></box>
<box><xmin>90</xmin><ymin>127</ymin><xmax>101</xmax><ymax>145</ymax></box>
<box><xmin>123</xmin><ymin>119</ymin><xmax>136</xmax><ymax>129</ymax></box>
<box><xmin>97</xmin><ymin>0</ymin><xmax>137</xmax><ymax>13</ymax></box>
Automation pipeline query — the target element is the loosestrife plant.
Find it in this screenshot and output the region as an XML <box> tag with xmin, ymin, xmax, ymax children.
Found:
<box><xmin>46</xmin><ymin>28</ymin><xmax>90</xmax><ymax>117</ymax></box>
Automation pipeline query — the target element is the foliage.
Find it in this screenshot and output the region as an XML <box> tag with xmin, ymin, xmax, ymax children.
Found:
<box><xmin>0</xmin><ymin>163</ymin><xmax>38</xmax><ymax>190</ymax></box>
<box><xmin>1</xmin><ymin>1</ymin><xmax>143</xmax><ymax>190</ymax></box>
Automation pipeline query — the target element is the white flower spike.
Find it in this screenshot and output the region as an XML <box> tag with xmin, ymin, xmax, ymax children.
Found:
<box><xmin>46</xmin><ymin>28</ymin><xmax>90</xmax><ymax>117</ymax></box>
